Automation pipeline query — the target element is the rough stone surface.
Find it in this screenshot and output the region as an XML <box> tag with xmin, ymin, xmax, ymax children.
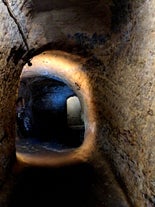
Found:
<box><xmin>0</xmin><ymin>0</ymin><xmax>155</xmax><ymax>206</ymax></box>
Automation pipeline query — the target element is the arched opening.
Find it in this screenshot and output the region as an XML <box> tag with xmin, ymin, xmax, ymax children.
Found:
<box><xmin>67</xmin><ymin>96</ymin><xmax>84</xmax><ymax>126</ymax></box>
<box><xmin>11</xmin><ymin>50</ymin><xmax>130</xmax><ymax>207</ymax></box>
<box><xmin>15</xmin><ymin>50</ymin><xmax>96</xmax><ymax>167</ymax></box>
<box><xmin>16</xmin><ymin>73</ymin><xmax>85</xmax><ymax>150</ymax></box>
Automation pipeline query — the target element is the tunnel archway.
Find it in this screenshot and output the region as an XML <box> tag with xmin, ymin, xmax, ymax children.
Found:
<box><xmin>67</xmin><ymin>96</ymin><xmax>84</xmax><ymax>126</ymax></box>
<box><xmin>16</xmin><ymin>73</ymin><xmax>85</xmax><ymax>149</ymax></box>
<box><xmin>16</xmin><ymin>50</ymin><xmax>97</xmax><ymax>167</ymax></box>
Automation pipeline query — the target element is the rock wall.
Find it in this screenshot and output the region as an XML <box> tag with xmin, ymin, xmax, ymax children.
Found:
<box><xmin>0</xmin><ymin>0</ymin><xmax>155</xmax><ymax>206</ymax></box>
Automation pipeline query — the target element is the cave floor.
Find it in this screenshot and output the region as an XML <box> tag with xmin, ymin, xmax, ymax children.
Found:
<box><xmin>8</xmin><ymin>162</ymin><xmax>130</xmax><ymax>207</ymax></box>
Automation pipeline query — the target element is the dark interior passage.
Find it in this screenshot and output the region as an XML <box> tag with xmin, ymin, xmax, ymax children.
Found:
<box><xmin>9</xmin><ymin>163</ymin><xmax>130</xmax><ymax>207</ymax></box>
<box><xmin>14</xmin><ymin>71</ymin><xmax>130</xmax><ymax>207</ymax></box>
<box><xmin>16</xmin><ymin>75</ymin><xmax>85</xmax><ymax>150</ymax></box>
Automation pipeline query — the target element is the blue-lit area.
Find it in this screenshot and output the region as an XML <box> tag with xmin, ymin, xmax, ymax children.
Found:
<box><xmin>39</xmin><ymin>85</ymin><xmax>75</xmax><ymax>111</ymax></box>
<box><xmin>16</xmin><ymin>74</ymin><xmax>85</xmax><ymax>150</ymax></box>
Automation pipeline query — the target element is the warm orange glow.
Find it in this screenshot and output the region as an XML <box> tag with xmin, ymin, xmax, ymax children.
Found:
<box><xmin>17</xmin><ymin>50</ymin><xmax>97</xmax><ymax>167</ymax></box>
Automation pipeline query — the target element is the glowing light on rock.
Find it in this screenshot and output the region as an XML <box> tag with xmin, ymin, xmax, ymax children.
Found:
<box><xmin>16</xmin><ymin>50</ymin><xmax>97</xmax><ymax>167</ymax></box>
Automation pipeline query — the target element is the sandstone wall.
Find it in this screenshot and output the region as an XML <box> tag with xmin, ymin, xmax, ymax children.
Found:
<box><xmin>0</xmin><ymin>0</ymin><xmax>154</xmax><ymax>206</ymax></box>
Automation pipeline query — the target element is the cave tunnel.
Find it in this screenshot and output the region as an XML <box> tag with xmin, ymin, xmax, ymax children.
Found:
<box><xmin>0</xmin><ymin>0</ymin><xmax>155</xmax><ymax>207</ymax></box>
<box><xmin>16</xmin><ymin>73</ymin><xmax>85</xmax><ymax>150</ymax></box>
<box><xmin>10</xmin><ymin>51</ymin><xmax>130</xmax><ymax>207</ymax></box>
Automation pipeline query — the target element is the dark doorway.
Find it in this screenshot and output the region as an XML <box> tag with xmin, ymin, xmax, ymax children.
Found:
<box><xmin>16</xmin><ymin>74</ymin><xmax>85</xmax><ymax>151</ymax></box>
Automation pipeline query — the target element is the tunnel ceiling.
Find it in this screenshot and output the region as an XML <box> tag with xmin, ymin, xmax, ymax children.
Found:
<box><xmin>32</xmin><ymin>0</ymin><xmax>98</xmax><ymax>11</ymax></box>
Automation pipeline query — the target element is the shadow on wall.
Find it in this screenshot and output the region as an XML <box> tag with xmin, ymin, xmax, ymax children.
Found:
<box><xmin>16</xmin><ymin>74</ymin><xmax>85</xmax><ymax>150</ymax></box>
<box><xmin>33</xmin><ymin>0</ymin><xmax>97</xmax><ymax>11</ymax></box>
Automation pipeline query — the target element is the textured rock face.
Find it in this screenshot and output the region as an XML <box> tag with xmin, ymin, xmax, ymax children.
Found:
<box><xmin>0</xmin><ymin>1</ymin><xmax>31</xmax><ymax>206</ymax></box>
<box><xmin>0</xmin><ymin>0</ymin><xmax>155</xmax><ymax>206</ymax></box>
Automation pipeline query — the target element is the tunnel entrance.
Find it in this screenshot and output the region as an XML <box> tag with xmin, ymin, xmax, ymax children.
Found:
<box><xmin>12</xmin><ymin>50</ymin><xmax>130</xmax><ymax>207</ymax></box>
<box><xmin>15</xmin><ymin>50</ymin><xmax>96</xmax><ymax>167</ymax></box>
<box><xmin>16</xmin><ymin>73</ymin><xmax>85</xmax><ymax>151</ymax></box>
